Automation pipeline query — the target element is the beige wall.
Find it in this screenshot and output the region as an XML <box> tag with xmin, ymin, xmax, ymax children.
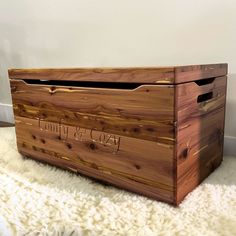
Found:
<box><xmin>0</xmin><ymin>0</ymin><xmax>235</xmax><ymax>135</ymax></box>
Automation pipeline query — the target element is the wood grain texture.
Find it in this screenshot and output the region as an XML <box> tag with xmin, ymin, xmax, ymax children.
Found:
<box><xmin>9</xmin><ymin>68</ymin><xmax>175</xmax><ymax>84</ymax></box>
<box><xmin>174</xmin><ymin>63</ymin><xmax>227</xmax><ymax>84</ymax></box>
<box><xmin>11</xmin><ymin>80</ymin><xmax>174</xmax><ymax>144</ymax></box>
<box><xmin>9</xmin><ymin>64</ymin><xmax>228</xmax><ymax>205</ymax></box>
<box><xmin>175</xmin><ymin>76</ymin><xmax>227</xmax><ymax>205</ymax></box>
<box><xmin>10</xmin><ymin>79</ymin><xmax>175</xmax><ymax>204</ymax></box>
<box><xmin>15</xmin><ymin>116</ymin><xmax>174</xmax><ymax>203</ymax></box>
<box><xmin>8</xmin><ymin>64</ymin><xmax>227</xmax><ymax>84</ymax></box>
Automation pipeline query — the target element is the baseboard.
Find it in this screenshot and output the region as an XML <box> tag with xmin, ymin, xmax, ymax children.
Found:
<box><xmin>0</xmin><ymin>103</ymin><xmax>14</xmax><ymax>123</ymax></box>
<box><xmin>224</xmin><ymin>136</ymin><xmax>236</xmax><ymax>157</ymax></box>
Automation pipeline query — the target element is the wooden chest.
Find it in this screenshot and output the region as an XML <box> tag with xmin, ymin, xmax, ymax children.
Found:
<box><xmin>9</xmin><ymin>64</ymin><xmax>228</xmax><ymax>205</ymax></box>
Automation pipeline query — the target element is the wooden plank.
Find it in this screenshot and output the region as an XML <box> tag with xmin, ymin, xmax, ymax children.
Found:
<box><xmin>176</xmin><ymin>137</ymin><xmax>223</xmax><ymax>204</ymax></box>
<box><xmin>11</xmin><ymin>80</ymin><xmax>174</xmax><ymax>145</ymax></box>
<box><xmin>175</xmin><ymin>76</ymin><xmax>227</xmax><ymax>205</ymax></box>
<box><xmin>8</xmin><ymin>64</ymin><xmax>227</xmax><ymax>84</ymax></box>
<box><xmin>20</xmin><ymin>147</ymin><xmax>174</xmax><ymax>204</ymax></box>
<box><xmin>9</xmin><ymin>68</ymin><xmax>175</xmax><ymax>84</ymax></box>
<box><xmin>15</xmin><ymin>116</ymin><xmax>174</xmax><ymax>203</ymax></box>
<box><xmin>175</xmin><ymin>63</ymin><xmax>227</xmax><ymax>84</ymax></box>
<box><xmin>176</xmin><ymin>76</ymin><xmax>226</xmax><ymax>122</ymax></box>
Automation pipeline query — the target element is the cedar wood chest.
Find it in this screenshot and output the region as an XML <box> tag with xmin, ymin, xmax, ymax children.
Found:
<box><xmin>9</xmin><ymin>63</ymin><xmax>228</xmax><ymax>205</ymax></box>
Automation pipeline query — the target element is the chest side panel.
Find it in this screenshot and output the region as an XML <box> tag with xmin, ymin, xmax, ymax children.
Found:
<box><xmin>175</xmin><ymin>76</ymin><xmax>227</xmax><ymax>204</ymax></box>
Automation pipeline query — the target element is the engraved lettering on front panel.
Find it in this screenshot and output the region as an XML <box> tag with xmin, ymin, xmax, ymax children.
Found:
<box><xmin>90</xmin><ymin>129</ymin><xmax>120</xmax><ymax>152</ymax></box>
<box><xmin>74</xmin><ymin>126</ymin><xmax>87</xmax><ymax>141</ymax></box>
<box><xmin>38</xmin><ymin>117</ymin><xmax>121</xmax><ymax>153</ymax></box>
<box><xmin>39</xmin><ymin>118</ymin><xmax>69</xmax><ymax>141</ymax></box>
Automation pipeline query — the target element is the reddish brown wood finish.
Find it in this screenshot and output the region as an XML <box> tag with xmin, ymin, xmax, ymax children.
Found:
<box><xmin>175</xmin><ymin>76</ymin><xmax>227</xmax><ymax>204</ymax></box>
<box><xmin>11</xmin><ymin>80</ymin><xmax>175</xmax><ymax>144</ymax></box>
<box><xmin>16</xmin><ymin>116</ymin><xmax>174</xmax><ymax>203</ymax></box>
<box><xmin>9</xmin><ymin>63</ymin><xmax>227</xmax><ymax>84</ymax></box>
<box><xmin>174</xmin><ymin>64</ymin><xmax>227</xmax><ymax>84</ymax></box>
<box><xmin>9</xmin><ymin>64</ymin><xmax>228</xmax><ymax>205</ymax></box>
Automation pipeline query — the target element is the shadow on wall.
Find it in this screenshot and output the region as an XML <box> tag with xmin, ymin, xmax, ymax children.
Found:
<box><xmin>225</xmin><ymin>73</ymin><xmax>236</xmax><ymax>137</ymax></box>
<box><xmin>224</xmin><ymin>73</ymin><xmax>236</xmax><ymax>156</ymax></box>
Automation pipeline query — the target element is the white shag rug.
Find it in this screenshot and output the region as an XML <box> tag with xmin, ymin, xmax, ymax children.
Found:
<box><xmin>0</xmin><ymin>127</ymin><xmax>236</xmax><ymax>236</ymax></box>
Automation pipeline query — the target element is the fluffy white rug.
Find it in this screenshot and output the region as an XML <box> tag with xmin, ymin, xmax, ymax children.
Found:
<box><xmin>0</xmin><ymin>127</ymin><xmax>236</xmax><ymax>236</ymax></box>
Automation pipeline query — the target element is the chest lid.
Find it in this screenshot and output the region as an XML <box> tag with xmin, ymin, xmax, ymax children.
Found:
<box><xmin>8</xmin><ymin>63</ymin><xmax>227</xmax><ymax>85</ymax></box>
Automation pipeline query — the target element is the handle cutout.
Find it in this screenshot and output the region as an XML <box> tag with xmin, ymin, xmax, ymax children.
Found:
<box><xmin>195</xmin><ymin>77</ymin><xmax>215</xmax><ymax>86</ymax></box>
<box><xmin>22</xmin><ymin>79</ymin><xmax>143</xmax><ymax>90</ymax></box>
<box><xmin>197</xmin><ymin>92</ymin><xmax>213</xmax><ymax>103</ymax></box>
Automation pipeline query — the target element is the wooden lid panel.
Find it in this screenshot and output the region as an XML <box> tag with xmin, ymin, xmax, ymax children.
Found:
<box><xmin>8</xmin><ymin>64</ymin><xmax>227</xmax><ymax>84</ymax></box>
<box><xmin>175</xmin><ymin>63</ymin><xmax>228</xmax><ymax>84</ymax></box>
<box><xmin>8</xmin><ymin>68</ymin><xmax>175</xmax><ymax>84</ymax></box>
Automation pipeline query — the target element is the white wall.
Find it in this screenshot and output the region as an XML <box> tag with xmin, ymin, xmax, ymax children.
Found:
<box><xmin>0</xmin><ymin>0</ymin><xmax>236</xmax><ymax>135</ymax></box>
